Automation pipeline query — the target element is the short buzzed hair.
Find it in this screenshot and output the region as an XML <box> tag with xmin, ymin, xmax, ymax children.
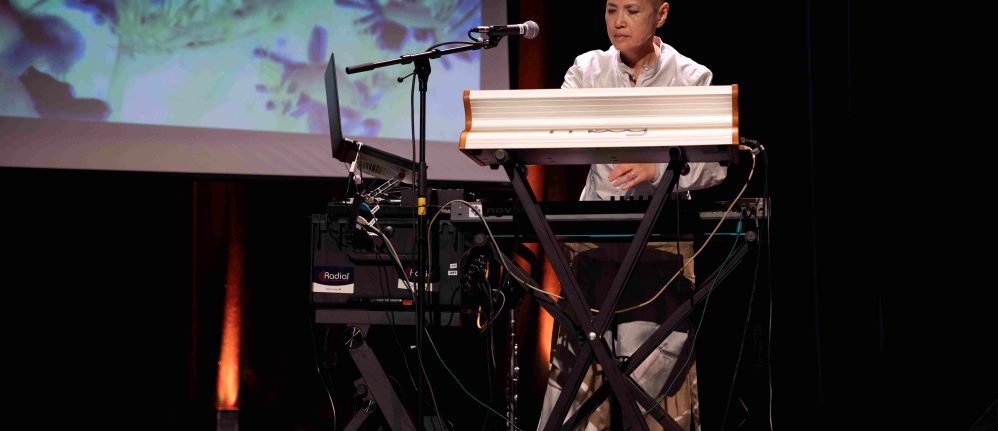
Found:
<box><xmin>609</xmin><ymin>0</ymin><xmax>666</xmax><ymax>6</ymax></box>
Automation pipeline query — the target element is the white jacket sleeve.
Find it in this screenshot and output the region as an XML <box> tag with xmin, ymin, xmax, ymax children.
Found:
<box><xmin>562</xmin><ymin>58</ymin><xmax>585</xmax><ymax>89</ymax></box>
<box><xmin>670</xmin><ymin>64</ymin><xmax>727</xmax><ymax>192</ymax></box>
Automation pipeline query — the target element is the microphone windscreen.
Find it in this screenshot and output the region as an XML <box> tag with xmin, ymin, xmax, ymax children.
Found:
<box><xmin>523</xmin><ymin>20</ymin><xmax>540</xmax><ymax>39</ymax></box>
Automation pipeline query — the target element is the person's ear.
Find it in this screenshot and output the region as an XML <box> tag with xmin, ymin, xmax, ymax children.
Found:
<box><xmin>657</xmin><ymin>2</ymin><xmax>670</xmax><ymax>28</ymax></box>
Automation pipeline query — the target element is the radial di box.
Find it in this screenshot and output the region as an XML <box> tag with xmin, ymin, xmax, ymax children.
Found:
<box><xmin>309</xmin><ymin>204</ymin><xmax>465</xmax><ymax>312</ymax></box>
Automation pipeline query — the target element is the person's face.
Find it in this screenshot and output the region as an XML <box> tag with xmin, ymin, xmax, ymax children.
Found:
<box><xmin>605</xmin><ymin>1</ymin><xmax>668</xmax><ymax>56</ymax></box>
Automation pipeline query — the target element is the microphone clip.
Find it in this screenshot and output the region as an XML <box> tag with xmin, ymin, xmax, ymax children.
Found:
<box><xmin>482</xmin><ymin>34</ymin><xmax>504</xmax><ymax>49</ymax></box>
<box><xmin>468</xmin><ymin>32</ymin><xmax>504</xmax><ymax>49</ymax></box>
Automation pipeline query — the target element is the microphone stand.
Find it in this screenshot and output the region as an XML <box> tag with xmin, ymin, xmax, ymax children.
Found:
<box><xmin>346</xmin><ymin>37</ymin><xmax>497</xmax><ymax>429</ymax></box>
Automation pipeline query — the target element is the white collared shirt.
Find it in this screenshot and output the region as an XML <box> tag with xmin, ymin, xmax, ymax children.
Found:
<box><xmin>563</xmin><ymin>37</ymin><xmax>728</xmax><ymax>200</ymax></box>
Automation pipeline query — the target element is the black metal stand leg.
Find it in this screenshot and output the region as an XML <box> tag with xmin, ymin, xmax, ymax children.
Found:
<box><xmin>559</xmin><ymin>241</ymin><xmax>751</xmax><ymax>430</ymax></box>
<box><xmin>500</xmin><ymin>159</ymin><xmax>652</xmax><ymax>431</ymax></box>
<box><xmin>532</xmin><ymin>294</ymin><xmax>582</xmax><ymax>342</ymax></box>
<box><xmin>343</xmin><ymin>405</ymin><xmax>372</xmax><ymax>431</ymax></box>
<box><xmin>347</xmin><ymin>324</ymin><xmax>417</xmax><ymax>431</ymax></box>
<box><xmin>494</xmin><ymin>148</ymin><xmax>710</xmax><ymax>430</ymax></box>
<box><xmin>547</xmin><ymin>346</ymin><xmax>594</xmax><ymax>431</ymax></box>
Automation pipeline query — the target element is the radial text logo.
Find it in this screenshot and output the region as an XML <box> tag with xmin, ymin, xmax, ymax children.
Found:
<box><xmin>314</xmin><ymin>267</ymin><xmax>354</xmax><ymax>285</ymax></box>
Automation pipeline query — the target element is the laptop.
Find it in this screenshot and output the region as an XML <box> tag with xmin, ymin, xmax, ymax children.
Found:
<box><xmin>324</xmin><ymin>52</ymin><xmax>415</xmax><ymax>184</ymax></box>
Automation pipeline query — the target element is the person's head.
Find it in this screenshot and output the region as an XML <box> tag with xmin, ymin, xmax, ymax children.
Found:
<box><xmin>605</xmin><ymin>0</ymin><xmax>669</xmax><ymax>60</ymax></box>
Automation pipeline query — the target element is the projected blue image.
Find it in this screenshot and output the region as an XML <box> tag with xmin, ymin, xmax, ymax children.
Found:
<box><xmin>0</xmin><ymin>0</ymin><xmax>481</xmax><ymax>141</ymax></box>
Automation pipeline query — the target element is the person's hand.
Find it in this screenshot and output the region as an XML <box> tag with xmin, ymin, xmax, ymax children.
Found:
<box><xmin>608</xmin><ymin>163</ymin><xmax>657</xmax><ymax>190</ymax></box>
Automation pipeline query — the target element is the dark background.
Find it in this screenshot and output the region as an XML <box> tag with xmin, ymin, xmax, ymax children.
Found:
<box><xmin>3</xmin><ymin>1</ymin><xmax>995</xmax><ymax>430</ymax></box>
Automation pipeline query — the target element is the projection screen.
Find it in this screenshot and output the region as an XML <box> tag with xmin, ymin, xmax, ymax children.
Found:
<box><xmin>0</xmin><ymin>0</ymin><xmax>510</xmax><ymax>182</ymax></box>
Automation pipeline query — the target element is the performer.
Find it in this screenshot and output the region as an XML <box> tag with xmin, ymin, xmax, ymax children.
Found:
<box><xmin>538</xmin><ymin>1</ymin><xmax>726</xmax><ymax>430</ymax></box>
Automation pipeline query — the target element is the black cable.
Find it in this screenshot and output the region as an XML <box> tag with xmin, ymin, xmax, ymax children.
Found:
<box><xmin>478</xmin><ymin>280</ymin><xmax>496</xmax><ymax>331</ymax></box>
<box><xmin>481</xmin><ymin>315</ymin><xmax>495</xmax><ymax>431</ymax></box>
<box><xmin>676</xmin><ymin>171</ymin><xmax>683</xmax><ymax>262</ymax></box>
<box><xmin>375</xmin><ymin>247</ymin><xmax>419</xmax><ymax>393</ymax></box>
<box><xmin>676</xmin><ymin>176</ymin><xmax>697</xmax><ymax>400</ymax></box>
<box><xmin>308</xmin><ymin>223</ymin><xmax>337</xmax><ymax>430</ymax></box>
<box><xmin>427</xmin><ymin>40</ymin><xmax>482</xmax><ymax>51</ymax></box>
<box><xmin>424</xmin><ymin>326</ymin><xmax>523</xmax><ymax>431</ymax></box>
<box><xmin>407</xmin><ymin>61</ymin><xmax>418</xmax><ymax>248</ymax></box>
<box><xmin>404</xmin><ymin>71</ymin><xmax>419</xmax><ymax>364</ymax></box>
<box><xmin>720</xmin><ymin>146</ymin><xmax>771</xmax><ymax>430</ymax></box>
<box><xmin>421</xmin><ymin>326</ymin><xmax>448</xmax><ymax>431</ymax></box>
<box><xmin>341</xmin><ymin>162</ymin><xmax>355</xmax><ymax>200</ymax></box>
<box><xmin>491</xmin><ymin>241</ymin><xmax>562</xmax><ymax>314</ymax></box>
<box><xmin>720</xmin><ymin>220</ymin><xmax>764</xmax><ymax>430</ymax></box>
<box><xmin>444</xmin><ymin>287</ymin><xmax>461</xmax><ymax>327</ymax></box>
<box><xmin>483</xmin><ymin>288</ymin><xmax>497</xmax><ymax>431</ymax></box>
<box><xmin>373</xmin><ymin>222</ymin><xmax>518</xmax><ymax>430</ymax></box>
<box><xmin>663</xmin><ymin>233</ymin><xmax>743</xmax><ymax>399</ymax></box>
<box><xmin>476</xmin><ymin>262</ymin><xmax>498</xmax><ymax>430</ymax></box>
<box><xmin>760</xmin><ymin>149</ymin><xmax>775</xmax><ymax>431</ymax></box>
<box><xmin>383</xmin><ymin>241</ymin><xmax>447</xmax><ymax>431</ymax></box>
<box><xmin>737</xmin><ymin>143</ymin><xmax>775</xmax><ymax>430</ymax></box>
<box><xmin>480</xmin><ymin>289</ymin><xmax>506</xmax><ymax>331</ymax></box>
<box><xmin>482</xmin><ymin>252</ymin><xmax>502</xmax><ymax>431</ymax></box>
<box><xmin>385</xmin><ymin>373</ymin><xmax>409</xmax><ymax>411</ymax></box>
<box><xmin>407</xmin><ymin>72</ymin><xmax>419</xmax><ymax>301</ymax></box>
<box><xmin>364</xmin><ymin>222</ymin><xmax>447</xmax><ymax>431</ymax></box>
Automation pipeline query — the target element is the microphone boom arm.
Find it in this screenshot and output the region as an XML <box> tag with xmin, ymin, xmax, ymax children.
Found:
<box><xmin>345</xmin><ymin>42</ymin><xmax>489</xmax><ymax>74</ymax></box>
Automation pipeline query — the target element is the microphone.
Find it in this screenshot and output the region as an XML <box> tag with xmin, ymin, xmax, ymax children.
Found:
<box><xmin>471</xmin><ymin>20</ymin><xmax>539</xmax><ymax>39</ymax></box>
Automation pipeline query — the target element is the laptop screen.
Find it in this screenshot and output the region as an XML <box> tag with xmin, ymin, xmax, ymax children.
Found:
<box><xmin>325</xmin><ymin>52</ymin><xmax>415</xmax><ymax>183</ymax></box>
